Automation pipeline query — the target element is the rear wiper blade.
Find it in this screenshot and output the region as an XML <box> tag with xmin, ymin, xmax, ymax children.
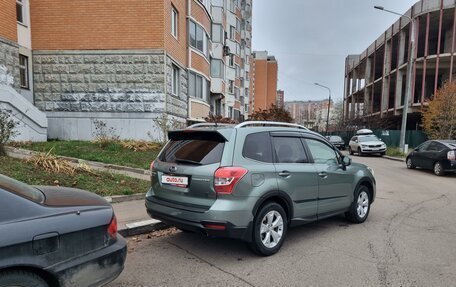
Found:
<box><xmin>175</xmin><ymin>158</ymin><xmax>202</xmax><ymax>165</ymax></box>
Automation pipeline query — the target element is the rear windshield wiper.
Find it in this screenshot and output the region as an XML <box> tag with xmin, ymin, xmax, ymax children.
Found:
<box><xmin>174</xmin><ymin>158</ymin><xmax>203</xmax><ymax>165</ymax></box>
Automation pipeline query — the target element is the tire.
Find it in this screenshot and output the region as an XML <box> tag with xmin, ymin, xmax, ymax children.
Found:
<box><xmin>406</xmin><ymin>157</ymin><xmax>416</xmax><ymax>169</ymax></box>
<box><xmin>349</xmin><ymin>147</ymin><xmax>354</xmax><ymax>155</ymax></box>
<box><xmin>0</xmin><ymin>270</ymin><xmax>49</xmax><ymax>287</ymax></box>
<box><xmin>250</xmin><ymin>202</ymin><xmax>287</xmax><ymax>256</ymax></box>
<box><xmin>433</xmin><ymin>161</ymin><xmax>445</xmax><ymax>176</ymax></box>
<box><xmin>345</xmin><ymin>185</ymin><xmax>371</xmax><ymax>224</ymax></box>
<box><xmin>358</xmin><ymin>147</ymin><xmax>364</xmax><ymax>157</ymax></box>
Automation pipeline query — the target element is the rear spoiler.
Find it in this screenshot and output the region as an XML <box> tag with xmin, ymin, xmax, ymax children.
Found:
<box><xmin>168</xmin><ymin>130</ymin><xmax>228</xmax><ymax>142</ymax></box>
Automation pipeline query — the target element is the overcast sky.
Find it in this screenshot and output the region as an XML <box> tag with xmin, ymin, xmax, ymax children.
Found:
<box><xmin>252</xmin><ymin>0</ymin><xmax>419</xmax><ymax>103</ymax></box>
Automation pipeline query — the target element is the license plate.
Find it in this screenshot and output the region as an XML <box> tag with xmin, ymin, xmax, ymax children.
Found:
<box><xmin>161</xmin><ymin>175</ymin><xmax>188</xmax><ymax>187</ymax></box>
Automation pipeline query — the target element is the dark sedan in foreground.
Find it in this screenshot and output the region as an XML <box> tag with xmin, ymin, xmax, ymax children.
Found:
<box><xmin>0</xmin><ymin>174</ymin><xmax>127</xmax><ymax>287</ymax></box>
<box><xmin>406</xmin><ymin>140</ymin><xmax>456</xmax><ymax>176</ymax></box>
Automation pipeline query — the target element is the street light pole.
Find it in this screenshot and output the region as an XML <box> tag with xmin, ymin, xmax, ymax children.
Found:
<box><xmin>375</xmin><ymin>6</ymin><xmax>415</xmax><ymax>153</ymax></box>
<box><xmin>314</xmin><ymin>83</ymin><xmax>332</xmax><ymax>135</ymax></box>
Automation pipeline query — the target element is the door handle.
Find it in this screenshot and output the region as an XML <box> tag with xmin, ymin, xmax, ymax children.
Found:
<box><xmin>278</xmin><ymin>171</ymin><xmax>291</xmax><ymax>177</ymax></box>
<box><xmin>318</xmin><ymin>172</ymin><xmax>328</xmax><ymax>179</ymax></box>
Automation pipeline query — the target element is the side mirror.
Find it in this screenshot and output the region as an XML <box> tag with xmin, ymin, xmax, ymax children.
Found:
<box><xmin>355</xmin><ymin>140</ymin><xmax>358</xmax><ymax>143</ymax></box>
<box><xmin>342</xmin><ymin>156</ymin><xmax>352</xmax><ymax>167</ymax></box>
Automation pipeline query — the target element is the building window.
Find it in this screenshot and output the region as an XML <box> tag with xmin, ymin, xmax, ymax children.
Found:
<box><xmin>189</xmin><ymin>20</ymin><xmax>208</xmax><ymax>56</ymax></box>
<box><xmin>212</xmin><ymin>23</ymin><xmax>223</xmax><ymax>43</ymax></box>
<box><xmin>228</xmin><ymin>107</ymin><xmax>233</xmax><ymax>118</ymax></box>
<box><xmin>234</xmin><ymin>87</ymin><xmax>240</xmax><ymax>99</ymax></box>
<box><xmin>171</xmin><ymin>65</ymin><xmax>179</xmax><ymax>95</ymax></box>
<box><xmin>211</xmin><ymin>59</ymin><xmax>224</xmax><ymax>78</ymax></box>
<box><xmin>171</xmin><ymin>6</ymin><xmax>178</xmax><ymax>38</ymax></box>
<box><xmin>229</xmin><ymin>54</ymin><xmax>235</xmax><ymax>67</ymax></box>
<box><xmin>236</xmin><ymin>19</ymin><xmax>241</xmax><ymax>32</ymax></box>
<box><xmin>16</xmin><ymin>0</ymin><xmax>24</xmax><ymax>24</ymax></box>
<box><xmin>245</xmin><ymin>71</ymin><xmax>249</xmax><ymax>81</ymax></box>
<box><xmin>19</xmin><ymin>54</ymin><xmax>29</xmax><ymax>89</ymax></box>
<box><xmin>188</xmin><ymin>71</ymin><xmax>208</xmax><ymax>101</ymax></box>
<box><xmin>230</xmin><ymin>26</ymin><xmax>236</xmax><ymax>40</ymax></box>
<box><xmin>228</xmin><ymin>80</ymin><xmax>234</xmax><ymax>94</ymax></box>
<box><xmin>235</xmin><ymin>65</ymin><xmax>240</xmax><ymax>77</ymax></box>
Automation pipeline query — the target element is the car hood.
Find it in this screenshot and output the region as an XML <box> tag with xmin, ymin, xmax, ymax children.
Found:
<box><xmin>34</xmin><ymin>186</ymin><xmax>110</xmax><ymax>207</ymax></box>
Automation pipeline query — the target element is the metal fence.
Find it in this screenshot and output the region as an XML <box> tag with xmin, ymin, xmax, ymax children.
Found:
<box><xmin>328</xmin><ymin>130</ymin><xmax>428</xmax><ymax>148</ymax></box>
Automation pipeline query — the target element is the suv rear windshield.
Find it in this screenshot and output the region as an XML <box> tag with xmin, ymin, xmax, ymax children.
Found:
<box><xmin>160</xmin><ymin>140</ymin><xmax>225</xmax><ymax>165</ymax></box>
<box><xmin>0</xmin><ymin>174</ymin><xmax>45</xmax><ymax>204</ymax></box>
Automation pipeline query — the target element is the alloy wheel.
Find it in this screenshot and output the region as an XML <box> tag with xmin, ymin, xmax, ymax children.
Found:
<box><xmin>356</xmin><ymin>191</ymin><xmax>369</xmax><ymax>218</ymax></box>
<box><xmin>260</xmin><ymin>210</ymin><xmax>284</xmax><ymax>248</ymax></box>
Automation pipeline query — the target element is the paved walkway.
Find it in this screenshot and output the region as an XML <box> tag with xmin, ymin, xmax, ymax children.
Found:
<box><xmin>112</xmin><ymin>199</ymin><xmax>151</xmax><ymax>230</ymax></box>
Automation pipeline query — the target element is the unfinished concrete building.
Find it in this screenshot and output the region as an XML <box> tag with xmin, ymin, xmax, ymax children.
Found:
<box><xmin>344</xmin><ymin>0</ymin><xmax>456</xmax><ymax>130</ymax></box>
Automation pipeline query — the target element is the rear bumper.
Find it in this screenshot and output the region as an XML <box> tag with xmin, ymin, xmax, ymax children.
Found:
<box><xmin>145</xmin><ymin>195</ymin><xmax>255</xmax><ymax>242</ymax></box>
<box><xmin>48</xmin><ymin>236</ymin><xmax>127</xmax><ymax>287</ymax></box>
<box><xmin>443</xmin><ymin>160</ymin><xmax>456</xmax><ymax>172</ymax></box>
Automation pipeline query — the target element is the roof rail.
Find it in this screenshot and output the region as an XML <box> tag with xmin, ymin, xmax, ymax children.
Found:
<box><xmin>234</xmin><ymin>121</ymin><xmax>309</xmax><ymax>130</ymax></box>
<box><xmin>187</xmin><ymin>123</ymin><xmax>233</xmax><ymax>129</ymax></box>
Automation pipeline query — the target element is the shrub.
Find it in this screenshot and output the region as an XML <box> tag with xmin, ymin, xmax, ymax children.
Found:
<box><xmin>0</xmin><ymin>109</ymin><xmax>19</xmax><ymax>155</ymax></box>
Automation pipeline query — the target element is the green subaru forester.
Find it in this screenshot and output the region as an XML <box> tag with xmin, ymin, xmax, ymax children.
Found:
<box><xmin>146</xmin><ymin>122</ymin><xmax>376</xmax><ymax>256</ymax></box>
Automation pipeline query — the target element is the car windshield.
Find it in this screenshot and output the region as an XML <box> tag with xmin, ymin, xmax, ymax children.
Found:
<box><xmin>0</xmin><ymin>174</ymin><xmax>45</xmax><ymax>203</ymax></box>
<box><xmin>359</xmin><ymin>135</ymin><xmax>380</xmax><ymax>142</ymax></box>
<box><xmin>329</xmin><ymin>136</ymin><xmax>342</xmax><ymax>141</ymax></box>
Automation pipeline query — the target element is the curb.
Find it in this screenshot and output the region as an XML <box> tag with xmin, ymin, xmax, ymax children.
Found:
<box><xmin>118</xmin><ymin>219</ymin><xmax>169</xmax><ymax>237</ymax></box>
<box><xmin>382</xmin><ymin>155</ymin><xmax>406</xmax><ymax>162</ymax></box>
<box><xmin>104</xmin><ymin>193</ymin><xmax>145</xmax><ymax>204</ymax></box>
<box><xmin>5</xmin><ymin>146</ymin><xmax>151</xmax><ymax>180</ymax></box>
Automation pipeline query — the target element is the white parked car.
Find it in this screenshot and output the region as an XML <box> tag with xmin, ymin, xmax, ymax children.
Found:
<box><xmin>349</xmin><ymin>129</ymin><xmax>387</xmax><ymax>156</ymax></box>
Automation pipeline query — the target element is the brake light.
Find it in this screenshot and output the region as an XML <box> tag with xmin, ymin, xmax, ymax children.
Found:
<box><xmin>150</xmin><ymin>160</ymin><xmax>155</xmax><ymax>170</ymax></box>
<box><xmin>448</xmin><ymin>150</ymin><xmax>456</xmax><ymax>161</ymax></box>
<box><xmin>107</xmin><ymin>215</ymin><xmax>118</xmax><ymax>239</ymax></box>
<box><xmin>214</xmin><ymin>167</ymin><xmax>248</xmax><ymax>194</ymax></box>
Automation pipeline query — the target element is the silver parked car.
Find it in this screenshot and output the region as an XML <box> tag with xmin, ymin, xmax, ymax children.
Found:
<box><xmin>349</xmin><ymin>129</ymin><xmax>387</xmax><ymax>156</ymax></box>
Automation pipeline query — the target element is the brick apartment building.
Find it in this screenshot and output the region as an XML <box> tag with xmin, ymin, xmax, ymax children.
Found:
<box><xmin>0</xmin><ymin>0</ymin><xmax>253</xmax><ymax>140</ymax></box>
<box><xmin>250</xmin><ymin>51</ymin><xmax>278</xmax><ymax>111</ymax></box>
<box><xmin>276</xmin><ymin>89</ymin><xmax>284</xmax><ymax>107</ymax></box>
<box><xmin>285</xmin><ymin>100</ymin><xmax>334</xmax><ymax>131</ymax></box>
<box><xmin>345</xmin><ymin>0</ymin><xmax>456</xmax><ymax>130</ymax></box>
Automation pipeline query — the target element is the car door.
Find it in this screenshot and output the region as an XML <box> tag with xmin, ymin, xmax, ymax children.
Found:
<box><xmin>271</xmin><ymin>134</ymin><xmax>319</xmax><ymax>221</ymax></box>
<box><xmin>411</xmin><ymin>141</ymin><xmax>431</xmax><ymax>167</ymax></box>
<box><xmin>349</xmin><ymin>136</ymin><xmax>358</xmax><ymax>150</ymax></box>
<box><xmin>424</xmin><ymin>142</ymin><xmax>447</xmax><ymax>169</ymax></box>
<box><xmin>303</xmin><ymin>137</ymin><xmax>354</xmax><ymax>217</ymax></box>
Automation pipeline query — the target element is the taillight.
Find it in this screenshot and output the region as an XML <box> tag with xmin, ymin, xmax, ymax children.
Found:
<box><xmin>150</xmin><ymin>160</ymin><xmax>155</xmax><ymax>170</ymax></box>
<box><xmin>214</xmin><ymin>167</ymin><xmax>248</xmax><ymax>194</ymax></box>
<box><xmin>107</xmin><ymin>215</ymin><xmax>118</xmax><ymax>239</ymax></box>
<box><xmin>448</xmin><ymin>150</ymin><xmax>456</xmax><ymax>161</ymax></box>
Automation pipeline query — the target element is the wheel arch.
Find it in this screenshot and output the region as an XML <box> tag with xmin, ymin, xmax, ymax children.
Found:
<box><xmin>0</xmin><ymin>265</ymin><xmax>60</xmax><ymax>287</ymax></box>
<box><xmin>252</xmin><ymin>191</ymin><xmax>294</xmax><ymax>223</ymax></box>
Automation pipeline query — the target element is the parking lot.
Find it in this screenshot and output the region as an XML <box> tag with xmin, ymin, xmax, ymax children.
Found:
<box><xmin>108</xmin><ymin>156</ymin><xmax>456</xmax><ymax>287</ymax></box>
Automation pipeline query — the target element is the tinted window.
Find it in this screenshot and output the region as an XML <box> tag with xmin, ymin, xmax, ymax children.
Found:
<box><xmin>161</xmin><ymin>140</ymin><xmax>224</xmax><ymax>165</ymax></box>
<box><xmin>351</xmin><ymin>137</ymin><xmax>357</xmax><ymax>141</ymax></box>
<box><xmin>305</xmin><ymin>139</ymin><xmax>338</xmax><ymax>165</ymax></box>
<box><xmin>427</xmin><ymin>142</ymin><xmax>446</xmax><ymax>152</ymax></box>
<box><xmin>359</xmin><ymin>135</ymin><xmax>380</xmax><ymax>142</ymax></box>
<box><xmin>243</xmin><ymin>132</ymin><xmax>273</xmax><ymax>163</ymax></box>
<box><xmin>417</xmin><ymin>141</ymin><xmax>431</xmax><ymax>152</ymax></box>
<box><xmin>272</xmin><ymin>137</ymin><xmax>308</xmax><ymax>163</ymax></box>
<box><xmin>0</xmin><ymin>174</ymin><xmax>44</xmax><ymax>204</ymax></box>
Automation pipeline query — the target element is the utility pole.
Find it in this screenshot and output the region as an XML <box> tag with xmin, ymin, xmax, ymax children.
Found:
<box><xmin>314</xmin><ymin>83</ymin><xmax>332</xmax><ymax>135</ymax></box>
<box><xmin>375</xmin><ymin>6</ymin><xmax>415</xmax><ymax>152</ymax></box>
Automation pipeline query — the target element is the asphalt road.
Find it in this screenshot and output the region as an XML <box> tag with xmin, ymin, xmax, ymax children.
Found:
<box><xmin>108</xmin><ymin>156</ymin><xmax>456</xmax><ymax>287</ymax></box>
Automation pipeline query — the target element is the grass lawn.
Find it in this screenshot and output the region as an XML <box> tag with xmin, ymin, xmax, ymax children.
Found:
<box><xmin>386</xmin><ymin>147</ymin><xmax>407</xmax><ymax>158</ymax></box>
<box><xmin>0</xmin><ymin>156</ymin><xmax>150</xmax><ymax>196</ymax></box>
<box><xmin>12</xmin><ymin>141</ymin><xmax>162</xmax><ymax>170</ymax></box>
